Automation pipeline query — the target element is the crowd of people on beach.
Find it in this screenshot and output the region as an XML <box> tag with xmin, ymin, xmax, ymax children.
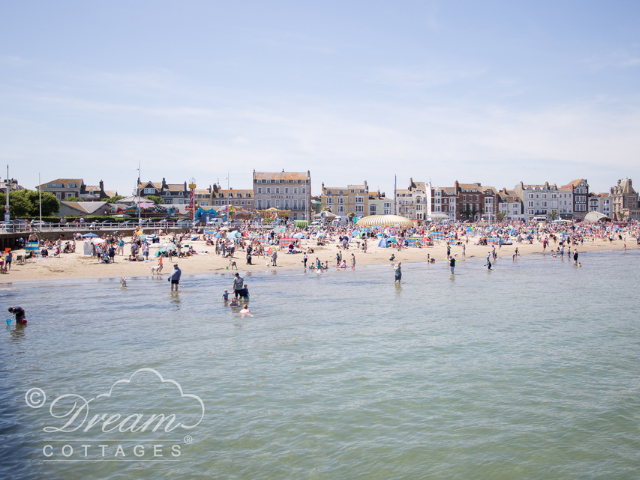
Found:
<box><xmin>5</xmin><ymin>218</ymin><xmax>639</xmax><ymax>324</ymax></box>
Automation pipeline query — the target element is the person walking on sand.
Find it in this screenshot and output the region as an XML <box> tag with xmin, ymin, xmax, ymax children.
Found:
<box><xmin>394</xmin><ymin>262</ymin><xmax>402</xmax><ymax>283</ymax></box>
<box><xmin>169</xmin><ymin>264</ymin><xmax>181</xmax><ymax>291</ymax></box>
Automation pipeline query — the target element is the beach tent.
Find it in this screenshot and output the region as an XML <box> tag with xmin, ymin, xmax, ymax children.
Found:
<box><xmin>378</xmin><ymin>237</ymin><xmax>389</xmax><ymax>248</ymax></box>
<box><xmin>356</xmin><ymin>215</ymin><xmax>413</xmax><ymax>228</ymax></box>
<box><xmin>583</xmin><ymin>211</ymin><xmax>611</xmax><ymax>223</ymax></box>
<box><xmin>293</xmin><ymin>232</ymin><xmax>306</xmax><ymax>238</ymax></box>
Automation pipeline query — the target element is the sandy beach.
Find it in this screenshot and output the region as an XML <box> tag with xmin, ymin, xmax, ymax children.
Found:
<box><xmin>2</xmin><ymin>234</ymin><xmax>637</xmax><ymax>283</ymax></box>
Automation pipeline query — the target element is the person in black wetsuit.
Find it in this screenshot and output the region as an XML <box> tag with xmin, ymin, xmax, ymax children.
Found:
<box><xmin>8</xmin><ymin>307</ymin><xmax>27</xmax><ymax>325</ymax></box>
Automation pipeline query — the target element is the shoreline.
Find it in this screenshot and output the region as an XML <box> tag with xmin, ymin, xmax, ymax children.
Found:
<box><xmin>1</xmin><ymin>236</ymin><xmax>636</xmax><ymax>284</ymax></box>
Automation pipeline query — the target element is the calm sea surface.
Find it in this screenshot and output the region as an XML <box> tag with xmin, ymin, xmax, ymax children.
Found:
<box><xmin>1</xmin><ymin>250</ymin><xmax>639</xmax><ymax>480</ymax></box>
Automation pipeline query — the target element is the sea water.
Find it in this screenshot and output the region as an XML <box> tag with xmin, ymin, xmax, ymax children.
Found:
<box><xmin>1</xmin><ymin>250</ymin><xmax>639</xmax><ymax>479</ymax></box>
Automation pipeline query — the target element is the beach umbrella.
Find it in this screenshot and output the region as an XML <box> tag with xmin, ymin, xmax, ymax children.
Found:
<box><xmin>214</xmin><ymin>232</ymin><xmax>222</xmax><ymax>238</ymax></box>
<box><xmin>137</xmin><ymin>202</ymin><xmax>154</xmax><ymax>209</ymax></box>
<box><xmin>293</xmin><ymin>232</ymin><xmax>306</xmax><ymax>238</ymax></box>
<box><xmin>228</xmin><ymin>230</ymin><xmax>240</xmax><ymax>238</ymax></box>
<box><xmin>82</xmin><ymin>233</ymin><xmax>99</xmax><ymax>238</ymax></box>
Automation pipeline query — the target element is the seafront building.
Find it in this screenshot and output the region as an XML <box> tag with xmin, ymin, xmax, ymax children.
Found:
<box><xmin>513</xmin><ymin>182</ymin><xmax>573</xmax><ymax>220</ymax></box>
<box><xmin>497</xmin><ymin>188</ymin><xmax>524</xmax><ymax>220</ymax></box>
<box><xmin>610</xmin><ymin>178</ymin><xmax>640</xmax><ymax>220</ymax></box>
<box><xmin>38</xmin><ymin>178</ymin><xmax>113</xmax><ymax>201</ymax></box>
<box><xmin>395</xmin><ymin>179</ymin><xmax>428</xmax><ymax>221</ymax></box>
<box><xmin>210</xmin><ymin>188</ymin><xmax>254</xmax><ymax>210</ymax></box>
<box><xmin>58</xmin><ymin>201</ymin><xmax>111</xmax><ymax>217</ymax></box>
<box><xmin>561</xmin><ymin>179</ymin><xmax>589</xmax><ymax>220</ymax></box>
<box><xmin>253</xmin><ymin>170</ymin><xmax>311</xmax><ymax>220</ymax></box>
<box><xmin>428</xmin><ymin>185</ymin><xmax>457</xmax><ymax>222</ymax></box>
<box><xmin>588</xmin><ymin>193</ymin><xmax>612</xmax><ymax>217</ymax></box>
<box><xmin>452</xmin><ymin>182</ymin><xmax>498</xmax><ymax>222</ymax></box>
<box><xmin>367</xmin><ymin>191</ymin><xmax>394</xmax><ymax>216</ymax></box>
<box><xmin>321</xmin><ymin>181</ymin><xmax>369</xmax><ymax>219</ymax></box>
<box><xmin>138</xmin><ymin>179</ymin><xmax>190</xmax><ymax>205</ymax></box>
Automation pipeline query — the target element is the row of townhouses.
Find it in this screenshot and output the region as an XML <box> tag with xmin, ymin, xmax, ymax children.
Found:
<box><xmin>33</xmin><ymin>174</ymin><xmax>640</xmax><ymax>221</ymax></box>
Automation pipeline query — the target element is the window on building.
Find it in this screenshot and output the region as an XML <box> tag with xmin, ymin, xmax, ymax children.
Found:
<box><xmin>355</xmin><ymin>196</ymin><xmax>364</xmax><ymax>204</ymax></box>
<box><xmin>285</xmin><ymin>188</ymin><xmax>289</xmax><ymax>194</ymax></box>
<box><xmin>257</xmin><ymin>188</ymin><xmax>262</xmax><ymax>194</ymax></box>
<box><xmin>266</xmin><ymin>188</ymin><xmax>271</xmax><ymax>194</ymax></box>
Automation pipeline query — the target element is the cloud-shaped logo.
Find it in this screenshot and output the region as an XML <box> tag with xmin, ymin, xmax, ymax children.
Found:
<box><xmin>95</xmin><ymin>368</ymin><xmax>205</xmax><ymax>429</ymax></box>
<box><xmin>40</xmin><ymin>368</ymin><xmax>205</xmax><ymax>434</ymax></box>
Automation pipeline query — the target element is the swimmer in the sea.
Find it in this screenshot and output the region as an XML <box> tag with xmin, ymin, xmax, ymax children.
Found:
<box><xmin>240</xmin><ymin>304</ymin><xmax>253</xmax><ymax>316</ymax></box>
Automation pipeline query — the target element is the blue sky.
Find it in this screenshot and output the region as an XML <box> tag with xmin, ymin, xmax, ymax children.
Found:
<box><xmin>1</xmin><ymin>0</ymin><xmax>639</xmax><ymax>195</ymax></box>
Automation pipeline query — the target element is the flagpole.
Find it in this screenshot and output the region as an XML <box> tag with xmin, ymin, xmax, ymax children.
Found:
<box><xmin>39</xmin><ymin>173</ymin><xmax>42</xmax><ymax>223</ymax></box>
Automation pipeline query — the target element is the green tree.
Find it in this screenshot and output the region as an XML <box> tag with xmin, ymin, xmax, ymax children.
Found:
<box><xmin>460</xmin><ymin>205</ymin><xmax>472</xmax><ymax>220</ymax></box>
<box><xmin>106</xmin><ymin>195</ymin><xmax>125</xmax><ymax>204</ymax></box>
<box><xmin>322</xmin><ymin>206</ymin><xmax>333</xmax><ymax>212</ymax></box>
<box><xmin>618</xmin><ymin>211</ymin><xmax>626</xmax><ymax>221</ymax></box>
<box><xmin>496</xmin><ymin>211</ymin><xmax>506</xmax><ymax>222</ymax></box>
<box><xmin>32</xmin><ymin>191</ymin><xmax>60</xmax><ymax>216</ymax></box>
<box><xmin>0</xmin><ymin>191</ymin><xmax>32</xmax><ymax>217</ymax></box>
<box><xmin>146</xmin><ymin>195</ymin><xmax>164</xmax><ymax>205</ymax></box>
<box><xmin>549</xmin><ymin>210</ymin><xmax>558</xmax><ymax>221</ymax></box>
<box><xmin>64</xmin><ymin>196</ymin><xmax>82</xmax><ymax>202</ymax></box>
